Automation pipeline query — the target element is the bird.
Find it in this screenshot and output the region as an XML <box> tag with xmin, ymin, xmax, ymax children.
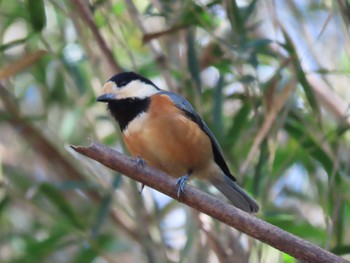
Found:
<box><xmin>97</xmin><ymin>72</ymin><xmax>259</xmax><ymax>213</ymax></box>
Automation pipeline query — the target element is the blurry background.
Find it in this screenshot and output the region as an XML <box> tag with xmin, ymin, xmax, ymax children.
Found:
<box><xmin>1</xmin><ymin>0</ymin><xmax>350</xmax><ymax>262</ymax></box>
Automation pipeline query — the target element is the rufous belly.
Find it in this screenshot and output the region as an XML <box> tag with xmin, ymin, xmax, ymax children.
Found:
<box><xmin>122</xmin><ymin>94</ymin><xmax>214</xmax><ymax>178</ymax></box>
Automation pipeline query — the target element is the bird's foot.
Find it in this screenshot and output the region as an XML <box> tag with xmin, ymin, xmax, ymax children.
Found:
<box><xmin>175</xmin><ymin>174</ymin><xmax>189</xmax><ymax>198</ymax></box>
<box><xmin>135</xmin><ymin>155</ymin><xmax>146</xmax><ymax>166</ymax></box>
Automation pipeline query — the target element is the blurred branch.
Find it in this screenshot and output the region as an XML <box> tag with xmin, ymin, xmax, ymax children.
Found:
<box><xmin>71</xmin><ymin>141</ymin><xmax>348</xmax><ymax>263</ymax></box>
<box><xmin>240</xmin><ymin>76</ymin><xmax>295</xmax><ymax>175</ymax></box>
<box><xmin>142</xmin><ymin>25</ymin><xmax>187</xmax><ymax>43</ymax></box>
<box><xmin>70</xmin><ymin>0</ymin><xmax>123</xmax><ymax>75</ymax></box>
<box><xmin>307</xmin><ymin>74</ymin><xmax>350</xmax><ymax>125</ymax></box>
<box><xmin>124</xmin><ymin>0</ymin><xmax>174</xmax><ymax>88</ymax></box>
<box><xmin>0</xmin><ymin>84</ymin><xmax>139</xmax><ymax>242</ymax></box>
<box><xmin>194</xmin><ymin>212</ymin><xmax>235</xmax><ymax>263</ymax></box>
<box><xmin>0</xmin><ymin>50</ymin><xmax>46</xmax><ymax>80</ymax></box>
<box><xmin>254</xmin><ymin>4</ymin><xmax>350</xmax><ymax>126</ymax></box>
<box><xmin>0</xmin><ymin>85</ymin><xmax>91</xmax><ymax>189</ymax></box>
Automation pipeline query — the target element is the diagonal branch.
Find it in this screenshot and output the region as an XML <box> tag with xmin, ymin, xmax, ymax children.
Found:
<box><xmin>71</xmin><ymin>141</ymin><xmax>348</xmax><ymax>263</ymax></box>
<box><xmin>70</xmin><ymin>0</ymin><xmax>123</xmax><ymax>74</ymax></box>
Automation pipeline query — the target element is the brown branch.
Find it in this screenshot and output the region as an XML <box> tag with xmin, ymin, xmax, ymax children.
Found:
<box><xmin>142</xmin><ymin>25</ymin><xmax>187</xmax><ymax>43</ymax></box>
<box><xmin>0</xmin><ymin>50</ymin><xmax>46</xmax><ymax>80</ymax></box>
<box><xmin>71</xmin><ymin>142</ymin><xmax>348</xmax><ymax>263</ymax></box>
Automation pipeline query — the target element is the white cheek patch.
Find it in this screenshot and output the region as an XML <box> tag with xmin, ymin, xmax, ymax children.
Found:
<box><xmin>117</xmin><ymin>80</ymin><xmax>159</xmax><ymax>99</ymax></box>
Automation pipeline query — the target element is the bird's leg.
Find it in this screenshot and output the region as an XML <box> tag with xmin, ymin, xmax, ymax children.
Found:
<box><xmin>175</xmin><ymin>172</ymin><xmax>191</xmax><ymax>198</ymax></box>
<box><xmin>134</xmin><ymin>155</ymin><xmax>146</xmax><ymax>194</ymax></box>
<box><xmin>135</xmin><ymin>155</ymin><xmax>146</xmax><ymax>166</ymax></box>
<box><xmin>176</xmin><ymin>175</ymin><xmax>188</xmax><ymax>198</ymax></box>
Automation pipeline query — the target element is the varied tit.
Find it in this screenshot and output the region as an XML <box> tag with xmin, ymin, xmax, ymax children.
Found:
<box><xmin>97</xmin><ymin>72</ymin><xmax>259</xmax><ymax>213</ymax></box>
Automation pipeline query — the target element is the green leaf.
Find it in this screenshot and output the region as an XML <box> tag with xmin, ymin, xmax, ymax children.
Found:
<box><xmin>226</xmin><ymin>0</ymin><xmax>244</xmax><ymax>37</ymax></box>
<box><xmin>73</xmin><ymin>246</ymin><xmax>98</xmax><ymax>263</ymax></box>
<box><xmin>26</xmin><ymin>0</ymin><xmax>46</xmax><ymax>31</ymax></box>
<box><xmin>0</xmin><ymin>195</ymin><xmax>10</xmax><ymax>215</ymax></box>
<box><xmin>94</xmin><ymin>10</ymin><xmax>106</xmax><ymax>27</ymax></box>
<box><xmin>112</xmin><ymin>2</ymin><xmax>126</xmax><ymax>16</ymax></box>
<box><xmin>0</xmin><ymin>111</ymin><xmax>12</xmax><ymax>122</ymax></box>
<box><xmin>180</xmin><ymin>3</ymin><xmax>214</xmax><ymax>28</ymax></box>
<box><xmin>253</xmin><ymin>139</ymin><xmax>268</xmax><ymax>195</ymax></box>
<box><xmin>213</xmin><ymin>74</ymin><xmax>224</xmax><ymax>135</ymax></box>
<box><xmin>91</xmin><ymin>175</ymin><xmax>121</xmax><ymax>237</ymax></box>
<box><xmin>39</xmin><ymin>183</ymin><xmax>85</xmax><ymax>230</ymax></box>
<box><xmin>24</xmin><ymin>231</ymin><xmax>66</xmax><ymax>262</ymax></box>
<box><xmin>244</xmin><ymin>38</ymin><xmax>272</xmax><ymax>50</ymax></box>
<box><xmin>331</xmin><ymin>245</ymin><xmax>350</xmax><ymax>256</ymax></box>
<box><xmin>101</xmin><ymin>133</ymin><xmax>118</xmax><ymax>145</ymax></box>
<box><xmin>284</xmin><ymin>113</ymin><xmax>333</xmax><ymax>175</ymax></box>
<box><xmin>281</xmin><ymin>28</ymin><xmax>320</xmax><ymax>119</ymax></box>
<box><xmin>91</xmin><ymin>193</ymin><xmax>112</xmax><ymax>238</ymax></box>
<box><xmin>0</xmin><ymin>36</ymin><xmax>29</xmax><ymax>52</ymax></box>
<box><xmin>282</xmin><ymin>252</ymin><xmax>297</xmax><ymax>263</ymax></box>
<box><xmin>266</xmin><ymin>215</ymin><xmax>326</xmax><ymax>242</ymax></box>
<box><xmin>242</xmin><ymin>0</ymin><xmax>258</xmax><ymax>22</ymax></box>
<box><xmin>239</xmin><ymin>74</ymin><xmax>256</xmax><ymax>84</ymax></box>
<box><xmin>227</xmin><ymin>101</ymin><xmax>252</xmax><ymax>148</ymax></box>
<box><xmin>187</xmin><ymin>29</ymin><xmax>201</xmax><ymax>92</ymax></box>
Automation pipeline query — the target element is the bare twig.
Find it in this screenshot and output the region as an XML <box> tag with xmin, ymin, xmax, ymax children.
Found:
<box><xmin>71</xmin><ymin>141</ymin><xmax>348</xmax><ymax>263</ymax></box>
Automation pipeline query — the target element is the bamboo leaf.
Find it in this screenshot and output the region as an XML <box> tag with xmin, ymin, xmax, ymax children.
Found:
<box><xmin>0</xmin><ymin>36</ymin><xmax>30</xmax><ymax>52</ymax></box>
<box><xmin>226</xmin><ymin>0</ymin><xmax>244</xmax><ymax>37</ymax></box>
<box><xmin>39</xmin><ymin>183</ymin><xmax>85</xmax><ymax>230</ymax></box>
<box><xmin>187</xmin><ymin>29</ymin><xmax>201</xmax><ymax>92</ymax></box>
<box><xmin>281</xmin><ymin>28</ymin><xmax>320</xmax><ymax>119</ymax></box>
<box><xmin>13</xmin><ymin>229</ymin><xmax>70</xmax><ymax>263</ymax></box>
<box><xmin>284</xmin><ymin>113</ymin><xmax>333</xmax><ymax>175</ymax></box>
<box><xmin>213</xmin><ymin>74</ymin><xmax>224</xmax><ymax>135</ymax></box>
<box><xmin>0</xmin><ymin>196</ymin><xmax>10</xmax><ymax>215</ymax></box>
<box><xmin>265</xmin><ymin>215</ymin><xmax>326</xmax><ymax>241</ymax></box>
<box><xmin>26</xmin><ymin>0</ymin><xmax>46</xmax><ymax>31</ymax></box>
<box><xmin>331</xmin><ymin>245</ymin><xmax>350</xmax><ymax>256</ymax></box>
<box><xmin>227</xmin><ymin>101</ymin><xmax>252</xmax><ymax>148</ymax></box>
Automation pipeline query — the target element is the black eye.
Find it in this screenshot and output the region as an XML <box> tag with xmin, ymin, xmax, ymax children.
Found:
<box><xmin>119</xmin><ymin>81</ymin><xmax>128</xmax><ymax>87</ymax></box>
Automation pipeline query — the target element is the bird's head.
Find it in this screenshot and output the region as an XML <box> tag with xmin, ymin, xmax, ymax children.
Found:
<box><xmin>97</xmin><ymin>72</ymin><xmax>159</xmax><ymax>103</ymax></box>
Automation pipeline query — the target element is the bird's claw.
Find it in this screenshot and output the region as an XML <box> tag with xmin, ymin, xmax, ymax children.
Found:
<box><xmin>135</xmin><ymin>155</ymin><xmax>146</xmax><ymax>166</ymax></box>
<box><xmin>175</xmin><ymin>174</ymin><xmax>189</xmax><ymax>198</ymax></box>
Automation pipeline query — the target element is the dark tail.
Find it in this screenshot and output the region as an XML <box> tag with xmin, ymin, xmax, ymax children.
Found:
<box><xmin>210</xmin><ymin>175</ymin><xmax>259</xmax><ymax>213</ymax></box>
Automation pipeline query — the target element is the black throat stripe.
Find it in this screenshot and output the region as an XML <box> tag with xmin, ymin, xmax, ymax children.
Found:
<box><xmin>107</xmin><ymin>97</ymin><xmax>151</xmax><ymax>131</ymax></box>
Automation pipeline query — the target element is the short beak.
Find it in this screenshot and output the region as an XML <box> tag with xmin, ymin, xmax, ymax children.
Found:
<box><xmin>96</xmin><ymin>93</ymin><xmax>116</xmax><ymax>102</ymax></box>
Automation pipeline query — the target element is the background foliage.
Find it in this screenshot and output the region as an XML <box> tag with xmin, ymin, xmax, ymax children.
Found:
<box><xmin>1</xmin><ymin>0</ymin><xmax>350</xmax><ymax>262</ymax></box>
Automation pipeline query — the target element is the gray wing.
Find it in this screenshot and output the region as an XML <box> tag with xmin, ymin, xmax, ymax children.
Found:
<box><xmin>159</xmin><ymin>91</ymin><xmax>236</xmax><ymax>182</ymax></box>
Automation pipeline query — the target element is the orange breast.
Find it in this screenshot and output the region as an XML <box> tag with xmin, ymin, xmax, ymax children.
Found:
<box><xmin>122</xmin><ymin>94</ymin><xmax>214</xmax><ymax>178</ymax></box>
